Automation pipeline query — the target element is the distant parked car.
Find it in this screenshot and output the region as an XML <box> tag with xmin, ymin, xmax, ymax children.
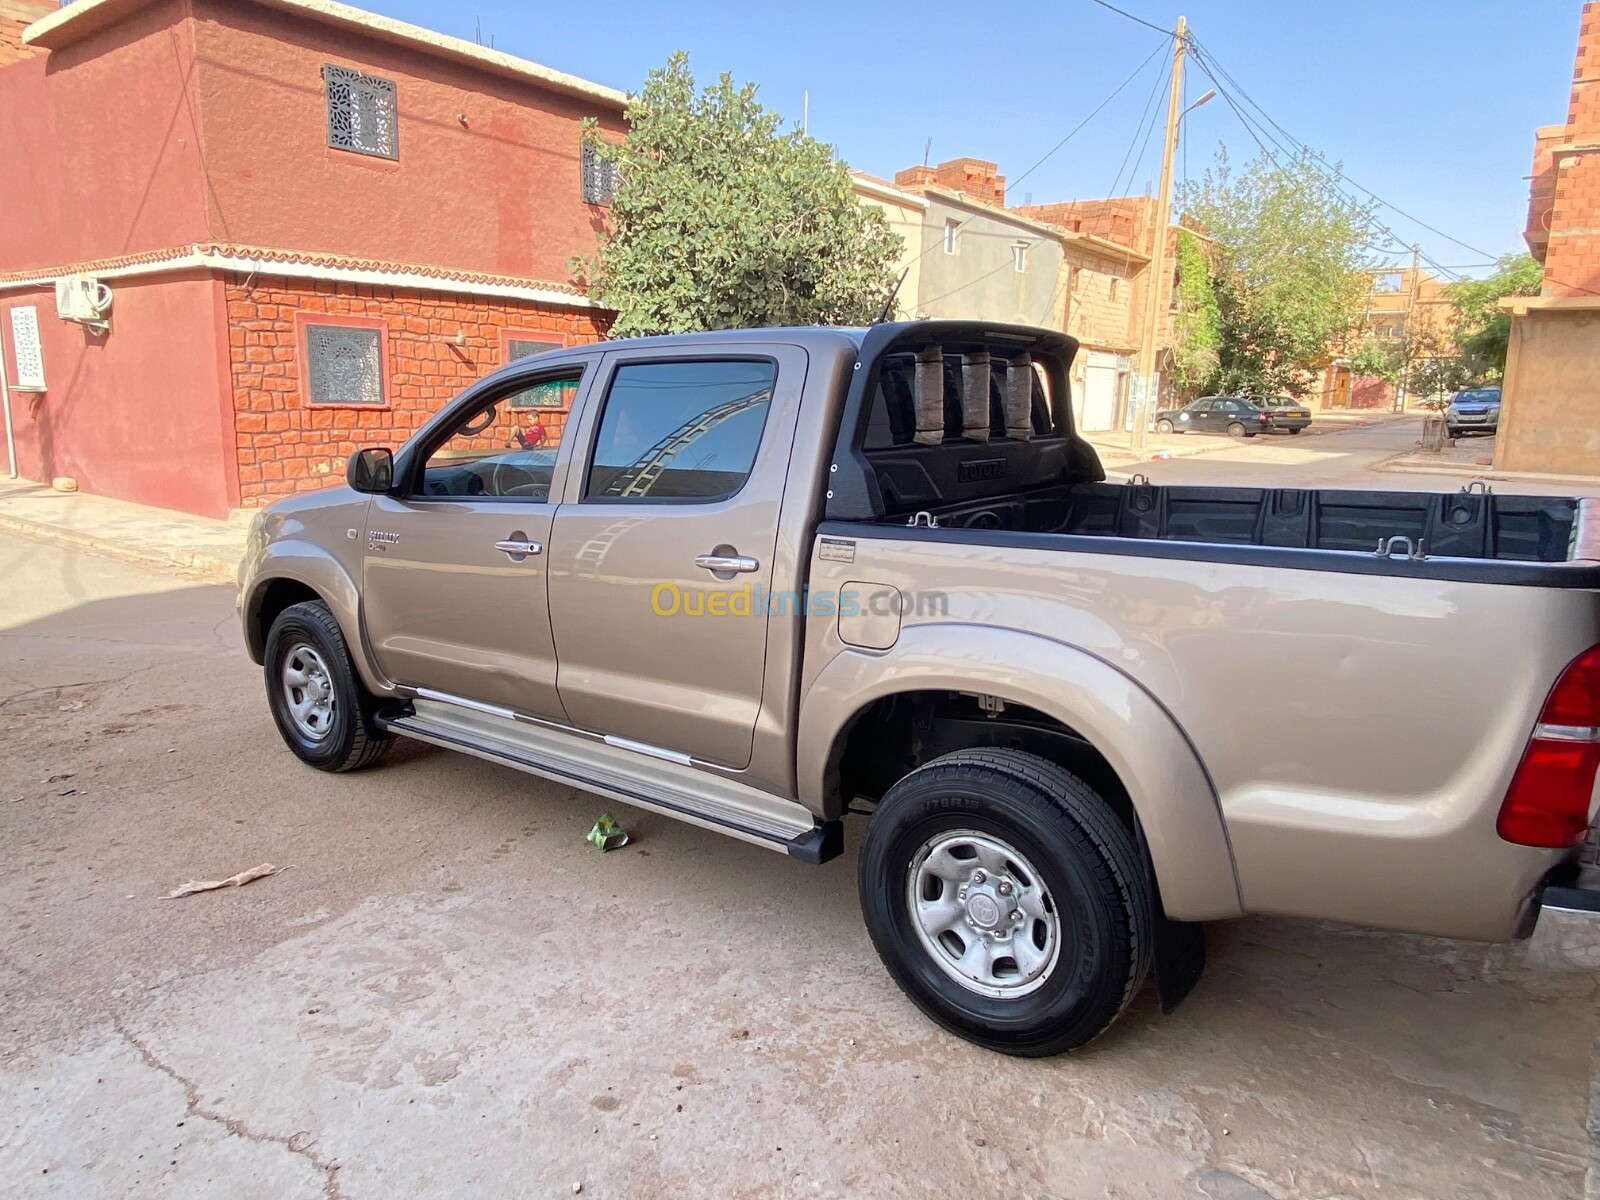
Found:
<box><xmin>1447</xmin><ymin>386</ymin><xmax>1501</xmax><ymax>438</ymax></box>
<box><xmin>1246</xmin><ymin>394</ymin><xmax>1313</xmax><ymax>434</ymax></box>
<box><xmin>1153</xmin><ymin>396</ymin><xmax>1270</xmax><ymax>438</ymax></box>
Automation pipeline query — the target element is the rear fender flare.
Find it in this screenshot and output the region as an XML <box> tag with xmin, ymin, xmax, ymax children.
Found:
<box><xmin>798</xmin><ymin>624</ymin><xmax>1243</xmax><ymax>920</ymax></box>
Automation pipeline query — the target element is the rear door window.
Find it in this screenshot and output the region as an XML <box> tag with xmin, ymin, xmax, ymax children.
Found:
<box><xmin>584</xmin><ymin>360</ymin><xmax>775</xmax><ymax>501</ymax></box>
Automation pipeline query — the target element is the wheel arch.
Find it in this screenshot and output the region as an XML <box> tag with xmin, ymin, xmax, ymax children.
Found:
<box><xmin>797</xmin><ymin>625</ymin><xmax>1243</xmax><ymax>921</ymax></box>
<box><xmin>241</xmin><ymin>542</ymin><xmax>390</xmax><ymax>695</ymax></box>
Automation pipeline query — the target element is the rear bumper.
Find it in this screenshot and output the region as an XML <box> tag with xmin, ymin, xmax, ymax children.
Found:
<box><xmin>1268</xmin><ymin>417</ymin><xmax>1311</xmax><ymax>430</ymax></box>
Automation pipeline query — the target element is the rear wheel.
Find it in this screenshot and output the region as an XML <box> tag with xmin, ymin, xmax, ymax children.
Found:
<box><xmin>857</xmin><ymin>749</ymin><xmax>1152</xmax><ymax>1056</ymax></box>
<box><xmin>1287</xmin><ymin>426</ymin><xmax>1303</xmax><ymax>435</ymax></box>
<box><xmin>1154</xmin><ymin>419</ymin><xmax>1174</xmax><ymax>434</ymax></box>
<box><xmin>1227</xmin><ymin>421</ymin><xmax>1248</xmax><ymax>438</ymax></box>
<box><xmin>264</xmin><ymin>600</ymin><xmax>391</xmax><ymax>772</ymax></box>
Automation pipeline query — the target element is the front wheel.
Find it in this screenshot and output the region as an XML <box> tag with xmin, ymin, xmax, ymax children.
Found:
<box><xmin>1154</xmin><ymin>419</ymin><xmax>1174</xmax><ymax>435</ymax></box>
<box><xmin>264</xmin><ymin>600</ymin><xmax>391</xmax><ymax>772</ymax></box>
<box><xmin>857</xmin><ymin>749</ymin><xmax>1152</xmax><ymax>1056</ymax></box>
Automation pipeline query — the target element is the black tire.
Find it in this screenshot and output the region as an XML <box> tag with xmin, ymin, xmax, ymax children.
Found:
<box><xmin>1154</xmin><ymin>419</ymin><xmax>1174</xmax><ymax>435</ymax></box>
<box><xmin>857</xmin><ymin>749</ymin><xmax>1152</xmax><ymax>1056</ymax></box>
<box><xmin>1287</xmin><ymin>426</ymin><xmax>1303</xmax><ymax>435</ymax></box>
<box><xmin>1447</xmin><ymin>426</ymin><xmax>1462</xmax><ymax>439</ymax></box>
<box><xmin>1227</xmin><ymin>421</ymin><xmax>1248</xmax><ymax>438</ymax></box>
<box><xmin>263</xmin><ymin>600</ymin><xmax>391</xmax><ymax>772</ymax></box>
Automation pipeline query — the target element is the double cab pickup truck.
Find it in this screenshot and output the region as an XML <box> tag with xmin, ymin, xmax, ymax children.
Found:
<box><xmin>239</xmin><ymin>321</ymin><xmax>1600</xmax><ymax>1056</ymax></box>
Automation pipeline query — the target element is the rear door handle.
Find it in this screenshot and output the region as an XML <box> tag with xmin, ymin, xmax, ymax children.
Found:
<box><xmin>495</xmin><ymin>537</ymin><xmax>543</xmax><ymax>561</ymax></box>
<box><xmin>695</xmin><ymin>553</ymin><xmax>759</xmax><ymax>574</ymax></box>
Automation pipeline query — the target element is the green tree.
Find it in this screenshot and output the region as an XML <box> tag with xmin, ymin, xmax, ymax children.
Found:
<box><xmin>1177</xmin><ymin>150</ymin><xmax>1378</xmax><ymax>395</ymax></box>
<box><xmin>575</xmin><ymin>53</ymin><xmax>902</xmax><ymax>337</ymax></box>
<box><xmin>1168</xmin><ymin>228</ymin><xmax>1221</xmax><ymax>393</ymax></box>
<box><xmin>1447</xmin><ymin>253</ymin><xmax>1542</xmax><ymax>379</ymax></box>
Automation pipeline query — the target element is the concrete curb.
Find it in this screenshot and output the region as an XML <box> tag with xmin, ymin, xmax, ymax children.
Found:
<box><xmin>0</xmin><ymin>510</ymin><xmax>241</xmax><ymax>584</ymax></box>
<box><xmin>1373</xmin><ymin>453</ymin><xmax>1600</xmax><ymax>490</ymax></box>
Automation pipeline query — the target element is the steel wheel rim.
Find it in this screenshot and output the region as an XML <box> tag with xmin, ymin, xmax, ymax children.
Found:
<box><xmin>906</xmin><ymin>828</ymin><xmax>1062</xmax><ymax>999</ymax></box>
<box><xmin>280</xmin><ymin>642</ymin><xmax>337</xmax><ymax>742</ymax></box>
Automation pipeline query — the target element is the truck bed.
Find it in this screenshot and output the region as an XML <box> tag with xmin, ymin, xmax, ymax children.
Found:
<box><xmin>881</xmin><ymin>481</ymin><xmax>1583</xmax><ymax>563</ymax></box>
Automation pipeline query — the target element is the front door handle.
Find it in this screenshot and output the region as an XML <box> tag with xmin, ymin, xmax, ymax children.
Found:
<box><xmin>695</xmin><ymin>553</ymin><xmax>759</xmax><ymax>574</ymax></box>
<box><xmin>495</xmin><ymin>535</ymin><xmax>543</xmax><ymax>562</ymax></box>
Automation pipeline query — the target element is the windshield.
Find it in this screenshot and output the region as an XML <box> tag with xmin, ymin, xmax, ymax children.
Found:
<box><xmin>1453</xmin><ymin>387</ymin><xmax>1501</xmax><ymax>406</ymax></box>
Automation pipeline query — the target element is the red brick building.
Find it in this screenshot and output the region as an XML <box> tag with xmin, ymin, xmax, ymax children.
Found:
<box><xmin>0</xmin><ymin>0</ymin><xmax>624</xmax><ymax>516</ymax></box>
<box><xmin>1498</xmin><ymin>0</ymin><xmax>1600</xmax><ymax>475</ymax></box>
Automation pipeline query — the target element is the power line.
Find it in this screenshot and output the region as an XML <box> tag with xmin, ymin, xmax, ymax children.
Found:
<box><xmin>897</xmin><ymin>39</ymin><xmax>1169</xmax><ymax>278</ymax></box>
<box><xmin>1090</xmin><ymin>0</ymin><xmax>1175</xmax><ymax>37</ymax></box>
<box><xmin>1108</xmin><ymin>53</ymin><xmax>1170</xmax><ymax>199</ymax></box>
<box><xmin>1185</xmin><ymin>46</ymin><xmax>1471</xmax><ymax>286</ymax></box>
<box><xmin>1186</xmin><ymin>35</ymin><xmax>1500</xmax><ymax>262</ymax></box>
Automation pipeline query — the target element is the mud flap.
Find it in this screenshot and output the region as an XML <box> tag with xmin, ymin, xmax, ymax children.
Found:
<box><xmin>1137</xmin><ymin>822</ymin><xmax>1206</xmax><ymax>1012</ymax></box>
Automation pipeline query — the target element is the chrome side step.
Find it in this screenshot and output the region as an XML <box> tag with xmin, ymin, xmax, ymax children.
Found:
<box><xmin>378</xmin><ymin>699</ymin><xmax>842</xmax><ymax>864</ymax></box>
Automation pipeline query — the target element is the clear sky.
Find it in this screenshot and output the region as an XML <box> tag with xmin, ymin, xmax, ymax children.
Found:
<box><xmin>369</xmin><ymin>0</ymin><xmax>1581</xmax><ymax>281</ymax></box>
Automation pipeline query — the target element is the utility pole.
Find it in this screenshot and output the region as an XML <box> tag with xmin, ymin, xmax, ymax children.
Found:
<box><xmin>1130</xmin><ymin>16</ymin><xmax>1188</xmax><ymax>449</ymax></box>
<box><xmin>1396</xmin><ymin>243</ymin><xmax>1421</xmax><ymax>412</ymax></box>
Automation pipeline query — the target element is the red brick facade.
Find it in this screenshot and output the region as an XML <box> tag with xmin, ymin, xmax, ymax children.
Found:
<box><xmin>225</xmin><ymin>278</ymin><xmax>607</xmax><ymax>506</ymax></box>
<box><xmin>895</xmin><ymin>158</ymin><xmax>1008</xmax><ymax>207</ymax></box>
<box><xmin>1527</xmin><ymin>1</ymin><xmax>1600</xmax><ymax>295</ymax></box>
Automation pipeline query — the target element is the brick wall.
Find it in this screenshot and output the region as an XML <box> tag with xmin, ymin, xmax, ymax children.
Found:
<box><xmin>1530</xmin><ymin>1</ymin><xmax>1600</xmax><ymax>295</ymax></box>
<box><xmin>226</xmin><ymin>278</ymin><xmax>607</xmax><ymax>506</ymax></box>
<box><xmin>895</xmin><ymin>158</ymin><xmax>1006</xmax><ymax>207</ymax></box>
<box><xmin>1061</xmin><ymin>244</ymin><xmax>1138</xmax><ymax>351</ymax></box>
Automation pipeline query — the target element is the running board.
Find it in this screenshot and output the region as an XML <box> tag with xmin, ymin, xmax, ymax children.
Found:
<box><xmin>378</xmin><ymin>699</ymin><xmax>842</xmax><ymax>864</ymax></box>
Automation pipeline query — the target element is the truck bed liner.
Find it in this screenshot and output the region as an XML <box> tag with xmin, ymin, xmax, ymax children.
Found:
<box><xmin>882</xmin><ymin>482</ymin><xmax>1581</xmax><ymax>564</ymax></box>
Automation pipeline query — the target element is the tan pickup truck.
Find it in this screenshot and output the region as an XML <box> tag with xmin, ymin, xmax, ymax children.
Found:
<box><xmin>239</xmin><ymin>321</ymin><xmax>1600</xmax><ymax>1055</ymax></box>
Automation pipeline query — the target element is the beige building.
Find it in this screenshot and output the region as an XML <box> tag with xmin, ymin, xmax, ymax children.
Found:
<box><xmin>1496</xmin><ymin>0</ymin><xmax>1600</xmax><ymax>475</ymax></box>
<box><xmin>852</xmin><ymin>159</ymin><xmax>1152</xmax><ymax>434</ymax></box>
<box><xmin>1319</xmin><ymin>266</ymin><xmax>1455</xmax><ymax>411</ymax></box>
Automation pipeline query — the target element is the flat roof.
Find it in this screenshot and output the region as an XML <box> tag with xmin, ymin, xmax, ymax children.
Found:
<box><xmin>24</xmin><ymin>0</ymin><xmax>628</xmax><ymax>110</ymax></box>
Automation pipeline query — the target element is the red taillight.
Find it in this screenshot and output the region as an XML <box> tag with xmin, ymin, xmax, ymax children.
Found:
<box><xmin>1498</xmin><ymin>645</ymin><xmax>1600</xmax><ymax>848</ymax></box>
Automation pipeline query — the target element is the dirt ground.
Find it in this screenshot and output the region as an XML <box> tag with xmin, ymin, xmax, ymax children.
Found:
<box><xmin>1</xmin><ymin>526</ymin><xmax>1596</xmax><ymax>1200</ymax></box>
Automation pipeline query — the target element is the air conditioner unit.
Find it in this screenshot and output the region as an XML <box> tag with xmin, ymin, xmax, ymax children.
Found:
<box><xmin>55</xmin><ymin>276</ymin><xmax>113</xmax><ymax>331</ymax></box>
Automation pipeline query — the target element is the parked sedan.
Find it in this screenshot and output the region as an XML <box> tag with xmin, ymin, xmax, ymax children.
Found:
<box><xmin>1446</xmin><ymin>386</ymin><xmax>1501</xmax><ymax>438</ymax></box>
<box><xmin>1247</xmin><ymin>395</ymin><xmax>1313</xmax><ymax>433</ymax></box>
<box><xmin>1153</xmin><ymin>396</ymin><xmax>1271</xmax><ymax>437</ymax></box>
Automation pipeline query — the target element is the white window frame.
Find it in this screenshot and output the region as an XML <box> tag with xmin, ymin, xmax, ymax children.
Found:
<box><xmin>1012</xmin><ymin>242</ymin><xmax>1029</xmax><ymax>273</ymax></box>
<box><xmin>9</xmin><ymin>306</ymin><xmax>45</xmax><ymax>390</ymax></box>
<box><xmin>943</xmin><ymin>220</ymin><xmax>960</xmax><ymax>255</ymax></box>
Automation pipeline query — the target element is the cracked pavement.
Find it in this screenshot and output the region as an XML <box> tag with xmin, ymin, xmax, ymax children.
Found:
<box><xmin>0</xmin><ymin>528</ymin><xmax>1596</xmax><ymax>1199</ymax></box>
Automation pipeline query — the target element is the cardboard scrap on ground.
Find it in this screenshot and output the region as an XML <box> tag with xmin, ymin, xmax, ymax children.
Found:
<box><xmin>163</xmin><ymin>863</ymin><xmax>285</xmax><ymax>899</ymax></box>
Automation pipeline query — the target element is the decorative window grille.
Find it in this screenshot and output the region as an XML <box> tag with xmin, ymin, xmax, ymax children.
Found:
<box><xmin>8</xmin><ymin>306</ymin><xmax>45</xmax><ymax>389</ymax></box>
<box><xmin>304</xmin><ymin>324</ymin><xmax>384</xmax><ymax>406</ymax></box>
<box><xmin>323</xmin><ymin>65</ymin><xmax>398</xmax><ymax>160</ymax></box>
<box><xmin>581</xmin><ymin>142</ymin><xmax>617</xmax><ymax>206</ymax></box>
<box><xmin>507</xmin><ymin>338</ymin><xmax>559</xmax><ymax>362</ymax></box>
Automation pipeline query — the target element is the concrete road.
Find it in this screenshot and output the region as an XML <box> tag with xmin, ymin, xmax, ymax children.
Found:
<box><xmin>1</xmin><ymin>527</ymin><xmax>1596</xmax><ymax>1200</ymax></box>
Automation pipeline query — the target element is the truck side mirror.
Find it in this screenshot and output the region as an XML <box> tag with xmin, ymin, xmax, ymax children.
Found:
<box><xmin>347</xmin><ymin>447</ymin><xmax>394</xmax><ymax>494</ymax></box>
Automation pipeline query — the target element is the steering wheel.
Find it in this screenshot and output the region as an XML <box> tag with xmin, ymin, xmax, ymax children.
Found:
<box><xmin>490</xmin><ymin>460</ymin><xmax>539</xmax><ymax>497</ymax></box>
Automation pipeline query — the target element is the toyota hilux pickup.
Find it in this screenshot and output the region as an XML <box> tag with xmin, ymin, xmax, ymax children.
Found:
<box><xmin>239</xmin><ymin>321</ymin><xmax>1600</xmax><ymax>1056</ymax></box>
